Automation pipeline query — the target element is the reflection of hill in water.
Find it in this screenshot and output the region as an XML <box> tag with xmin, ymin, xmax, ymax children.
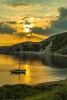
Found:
<box><xmin>41</xmin><ymin>55</ymin><xmax>67</xmax><ymax>68</ymax></box>
<box><xmin>14</xmin><ymin>54</ymin><xmax>67</xmax><ymax>68</ymax></box>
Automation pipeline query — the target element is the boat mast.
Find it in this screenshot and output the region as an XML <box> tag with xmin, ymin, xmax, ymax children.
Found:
<box><xmin>19</xmin><ymin>50</ymin><xmax>20</xmax><ymax>69</ymax></box>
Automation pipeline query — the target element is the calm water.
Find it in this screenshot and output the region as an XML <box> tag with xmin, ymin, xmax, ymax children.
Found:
<box><xmin>0</xmin><ymin>54</ymin><xmax>67</xmax><ymax>86</ymax></box>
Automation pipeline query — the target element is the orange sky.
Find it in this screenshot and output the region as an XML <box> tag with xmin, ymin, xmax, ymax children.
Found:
<box><xmin>0</xmin><ymin>0</ymin><xmax>67</xmax><ymax>46</ymax></box>
<box><xmin>0</xmin><ymin>33</ymin><xmax>48</xmax><ymax>46</ymax></box>
<box><xmin>0</xmin><ymin>17</ymin><xmax>50</xmax><ymax>46</ymax></box>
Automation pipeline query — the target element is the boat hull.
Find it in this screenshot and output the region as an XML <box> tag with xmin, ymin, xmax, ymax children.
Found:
<box><xmin>10</xmin><ymin>69</ymin><xmax>26</xmax><ymax>74</ymax></box>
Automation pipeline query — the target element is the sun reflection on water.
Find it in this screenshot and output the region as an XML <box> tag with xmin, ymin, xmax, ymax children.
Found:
<box><xmin>0</xmin><ymin>54</ymin><xmax>67</xmax><ymax>86</ymax></box>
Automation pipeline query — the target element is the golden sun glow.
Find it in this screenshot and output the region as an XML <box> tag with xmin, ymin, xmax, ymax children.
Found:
<box><xmin>24</xmin><ymin>23</ymin><xmax>33</xmax><ymax>33</ymax></box>
<box><xmin>25</xmin><ymin>28</ymin><xmax>30</xmax><ymax>33</ymax></box>
<box><xmin>0</xmin><ymin>17</ymin><xmax>49</xmax><ymax>46</ymax></box>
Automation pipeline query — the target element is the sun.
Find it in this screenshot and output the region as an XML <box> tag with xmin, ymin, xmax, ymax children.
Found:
<box><xmin>25</xmin><ymin>28</ymin><xmax>30</xmax><ymax>33</ymax></box>
<box><xmin>18</xmin><ymin>17</ymin><xmax>34</xmax><ymax>33</ymax></box>
<box><xmin>24</xmin><ymin>24</ymin><xmax>33</xmax><ymax>33</ymax></box>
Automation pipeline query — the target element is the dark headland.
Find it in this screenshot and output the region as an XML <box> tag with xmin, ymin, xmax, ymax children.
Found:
<box><xmin>0</xmin><ymin>32</ymin><xmax>67</xmax><ymax>55</ymax></box>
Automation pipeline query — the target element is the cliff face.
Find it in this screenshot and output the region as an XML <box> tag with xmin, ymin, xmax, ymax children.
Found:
<box><xmin>0</xmin><ymin>32</ymin><xmax>67</xmax><ymax>54</ymax></box>
<box><xmin>50</xmin><ymin>32</ymin><xmax>67</xmax><ymax>54</ymax></box>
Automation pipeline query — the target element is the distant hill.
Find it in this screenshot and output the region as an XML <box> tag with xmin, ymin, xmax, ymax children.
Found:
<box><xmin>0</xmin><ymin>32</ymin><xmax>67</xmax><ymax>55</ymax></box>
<box><xmin>50</xmin><ymin>32</ymin><xmax>67</xmax><ymax>54</ymax></box>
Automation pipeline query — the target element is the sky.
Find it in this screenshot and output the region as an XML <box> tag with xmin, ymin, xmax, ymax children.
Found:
<box><xmin>0</xmin><ymin>0</ymin><xmax>67</xmax><ymax>46</ymax></box>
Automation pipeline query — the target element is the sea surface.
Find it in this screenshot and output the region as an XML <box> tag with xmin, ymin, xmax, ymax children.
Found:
<box><xmin>0</xmin><ymin>54</ymin><xmax>67</xmax><ymax>86</ymax></box>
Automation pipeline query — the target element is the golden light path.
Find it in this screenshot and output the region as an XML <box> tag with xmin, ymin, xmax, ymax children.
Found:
<box><xmin>0</xmin><ymin>54</ymin><xmax>65</xmax><ymax>86</ymax></box>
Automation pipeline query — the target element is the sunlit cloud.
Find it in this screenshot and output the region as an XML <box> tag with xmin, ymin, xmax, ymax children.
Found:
<box><xmin>0</xmin><ymin>0</ymin><xmax>67</xmax><ymax>45</ymax></box>
<box><xmin>24</xmin><ymin>23</ymin><xmax>33</xmax><ymax>33</ymax></box>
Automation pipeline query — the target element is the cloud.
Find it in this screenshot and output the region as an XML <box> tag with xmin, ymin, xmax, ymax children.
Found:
<box><xmin>22</xmin><ymin>17</ymin><xmax>29</xmax><ymax>20</ymax></box>
<box><xmin>16</xmin><ymin>32</ymin><xmax>27</xmax><ymax>38</ymax></box>
<box><xmin>9</xmin><ymin>2</ymin><xmax>29</xmax><ymax>7</ymax></box>
<box><xmin>30</xmin><ymin>7</ymin><xmax>67</xmax><ymax>36</ymax></box>
<box><xmin>34</xmin><ymin>7</ymin><xmax>67</xmax><ymax>36</ymax></box>
<box><xmin>0</xmin><ymin>22</ymin><xmax>17</xmax><ymax>34</ymax></box>
<box><xmin>52</xmin><ymin>19</ymin><xmax>67</xmax><ymax>30</ymax></box>
<box><xmin>58</xmin><ymin>7</ymin><xmax>67</xmax><ymax>19</ymax></box>
<box><xmin>4</xmin><ymin>0</ymin><xmax>43</xmax><ymax>6</ymax></box>
<box><xmin>6</xmin><ymin>21</ymin><xmax>17</xmax><ymax>24</ymax></box>
<box><xmin>51</xmin><ymin>7</ymin><xmax>67</xmax><ymax>30</ymax></box>
<box><xmin>25</xmin><ymin>21</ymin><xmax>31</xmax><ymax>25</ymax></box>
<box><xmin>31</xmin><ymin>27</ymin><xmax>45</xmax><ymax>34</ymax></box>
<box><xmin>3</xmin><ymin>0</ymin><xmax>30</xmax><ymax>8</ymax></box>
<box><xmin>43</xmin><ymin>27</ymin><xmax>62</xmax><ymax>35</ymax></box>
<box><xmin>31</xmin><ymin>26</ymin><xmax>62</xmax><ymax>36</ymax></box>
<box><xmin>14</xmin><ymin>3</ymin><xmax>27</xmax><ymax>6</ymax></box>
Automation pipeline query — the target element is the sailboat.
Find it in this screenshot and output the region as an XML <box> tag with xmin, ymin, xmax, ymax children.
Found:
<box><xmin>10</xmin><ymin>51</ymin><xmax>26</xmax><ymax>74</ymax></box>
<box><xmin>10</xmin><ymin>68</ymin><xmax>26</xmax><ymax>74</ymax></box>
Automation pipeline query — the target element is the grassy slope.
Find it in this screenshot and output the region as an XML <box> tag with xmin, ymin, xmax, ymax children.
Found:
<box><xmin>0</xmin><ymin>80</ymin><xmax>67</xmax><ymax>100</ymax></box>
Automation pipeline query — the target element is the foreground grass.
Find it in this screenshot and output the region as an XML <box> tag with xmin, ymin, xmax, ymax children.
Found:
<box><xmin>0</xmin><ymin>80</ymin><xmax>67</xmax><ymax>100</ymax></box>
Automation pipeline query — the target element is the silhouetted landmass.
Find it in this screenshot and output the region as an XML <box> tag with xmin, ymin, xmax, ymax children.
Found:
<box><xmin>0</xmin><ymin>32</ymin><xmax>67</xmax><ymax>54</ymax></box>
